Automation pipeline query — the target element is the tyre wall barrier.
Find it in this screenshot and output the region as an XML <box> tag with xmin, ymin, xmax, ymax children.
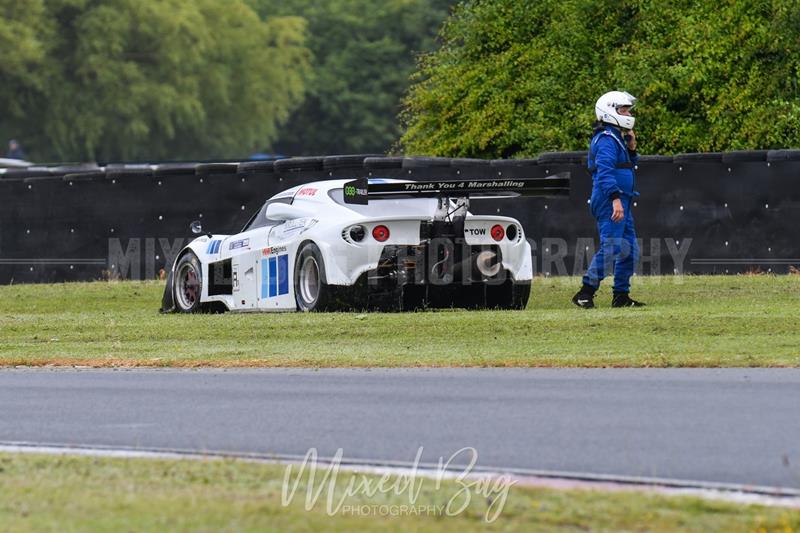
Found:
<box><xmin>1</xmin><ymin>150</ymin><xmax>798</xmax><ymax>284</ymax></box>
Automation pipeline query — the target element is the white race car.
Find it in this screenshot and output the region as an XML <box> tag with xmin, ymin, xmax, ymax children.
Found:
<box><xmin>161</xmin><ymin>175</ymin><xmax>569</xmax><ymax>312</ymax></box>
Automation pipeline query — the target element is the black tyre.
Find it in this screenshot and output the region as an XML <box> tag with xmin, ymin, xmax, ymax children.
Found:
<box><xmin>401</xmin><ymin>156</ymin><xmax>452</xmax><ymax>169</ymax></box>
<box><xmin>486</xmin><ymin>279</ymin><xmax>530</xmax><ymax>310</ymax></box>
<box><xmin>636</xmin><ymin>155</ymin><xmax>674</xmax><ymax>164</ymax></box>
<box><xmin>537</xmin><ymin>151</ymin><xmax>588</xmax><ymax>165</ymax></box>
<box><xmin>673</xmin><ymin>152</ymin><xmax>723</xmax><ymax>164</ymax></box>
<box><xmin>721</xmin><ymin>150</ymin><xmax>768</xmax><ymax>164</ymax></box>
<box><xmin>454</xmin><ymin>283</ymin><xmax>487</xmax><ymax>310</ymax></box>
<box><xmin>105</xmin><ymin>168</ymin><xmax>154</xmax><ymax>180</ymax></box>
<box><xmin>63</xmin><ymin>171</ymin><xmax>105</xmax><ymax>183</ymax></box>
<box><xmin>399</xmin><ymin>284</ymin><xmax>426</xmax><ymax>311</ymax></box>
<box><xmin>372</xmin><ymin>283</ymin><xmax>426</xmax><ymax>312</ymax></box>
<box><xmin>154</xmin><ymin>163</ymin><xmax>198</xmax><ymax>177</ymax></box>
<box><xmin>195</xmin><ymin>163</ymin><xmax>239</xmax><ymax>176</ymax></box>
<box><xmin>237</xmin><ymin>160</ymin><xmax>276</xmax><ymax>175</ymax></box>
<box><xmin>294</xmin><ymin>243</ymin><xmax>330</xmax><ymax>312</ymax></box>
<box><xmin>173</xmin><ymin>252</ymin><xmax>203</xmax><ymax>313</ymax></box>
<box><xmin>1</xmin><ymin>169</ymin><xmax>54</xmax><ymax>180</ymax></box>
<box><xmin>275</xmin><ymin>157</ymin><xmax>325</xmax><ymax>173</ymax></box>
<box><xmin>323</xmin><ymin>154</ymin><xmax>382</xmax><ymax>171</ymax></box>
<box><xmin>364</xmin><ymin>156</ymin><xmax>404</xmax><ymax>170</ymax></box>
<box><xmin>767</xmin><ymin>149</ymin><xmax>800</xmax><ymax>162</ymax></box>
<box><xmin>510</xmin><ymin>281</ymin><xmax>531</xmax><ymax>310</ymax></box>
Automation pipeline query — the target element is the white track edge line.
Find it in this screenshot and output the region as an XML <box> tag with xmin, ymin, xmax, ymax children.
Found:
<box><xmin>1</xmin><ymin>440</ymin><xmax>799</xmax><ymax>508</ymax></box>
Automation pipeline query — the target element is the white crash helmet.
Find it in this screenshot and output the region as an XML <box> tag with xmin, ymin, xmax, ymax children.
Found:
<box><xmin>595</xmin><ymin>91</ymin><xmax>636</xmax><ymax>129</ymax></box>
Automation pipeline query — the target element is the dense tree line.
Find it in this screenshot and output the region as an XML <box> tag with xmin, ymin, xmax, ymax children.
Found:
<box><xmin>8</xmin><ymin>1</ymin><xmax>798</xmax><ymax>161</ymax></box>
<box><xmin>1</xmin><ymin>0</ymin><xmax>309</xmax><ymax>162</ymax></box>
<box><xmin>249</xmin><ymin>0</ymin><xmax>453</xmax><ymax>156</ymax></box>
<box><xmin>1</xmin><ymin>0</ymin><xmax>452</xmax><ymax>162</ymax></box>
<box><xmin>400</xmin><ymin>0</ymin><xmax>800</xmax><ymax>157</ymax></box>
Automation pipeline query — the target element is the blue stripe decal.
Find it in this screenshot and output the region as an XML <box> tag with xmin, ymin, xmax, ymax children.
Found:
<box><xmin>278</xmin><ymin>255</ymin><xmax>289</xmax><ymax>295</ymax></box>
<box><xmin>261</xmin><ymin>259</ymin><xmax>268</xmax><ymax>299</ymax></box>
<box><xmin>207</xmin><ymin>240</ymin><xmax>221</xmax><ymax>254</ymax></box>
<box><xmin>268</xmin><ymin>256</ymin><xmax>277</xmax><ymax>297</ymax></box>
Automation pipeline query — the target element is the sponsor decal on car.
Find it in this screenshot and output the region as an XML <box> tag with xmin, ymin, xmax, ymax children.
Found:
<box><xmin>296</xmin><ymin>187</ymin><xmax>318</xmax><ymax>197</ymax></box>
<box><xmin>206</xmin><ymin>239</ymin><xmax>222</xmax><ymax>254</ymax></box>
<box><xmin>282</xmin><ymin>218</ymin><xmax>310</xmax><ymax>234</ymax></box>
<box><xmin>402</xmin><ymin>180</ymin><xmax>525</xmax><ymax>191</ymax></box>
<box><xmin>262</xmin><ymin>245</ymin><xmax>288</xmax><ymax>256</ymax></box>
<box><xmin>229</xmin><ymin>238</ymin><xmax>250</xmax><ymax>250</ymax></box>
<box><xmin>261</xmin><ymin>254</ymin><xmax>289</xmax><ymax>299</ymax></box>
<box><xmin>343</xmin><ymin>178</ymin><xmax>368</xmax><ymax>205</ymax></box>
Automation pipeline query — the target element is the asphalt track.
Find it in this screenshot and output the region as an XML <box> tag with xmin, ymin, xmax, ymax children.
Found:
<box><xmin>1</xmin><ymin>368</ymin><xmax>798</xmax><ymax>490</ymax></box>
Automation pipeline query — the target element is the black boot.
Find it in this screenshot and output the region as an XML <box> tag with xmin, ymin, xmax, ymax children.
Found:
<box><xmin>612</xmin><ymin>292</ymin><xmax>646</xmax><ymax>307</ymax></box>
<box><xmin>572</xmin><ymin>284</ymin><xmax>596</xmax><ymax>309</ymax></box>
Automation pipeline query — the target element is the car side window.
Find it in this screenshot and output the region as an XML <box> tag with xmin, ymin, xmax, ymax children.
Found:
<box><xmin>242</xmin><ymin>197</ymin><xmax>293</xmax><ymax>232</ymax></box>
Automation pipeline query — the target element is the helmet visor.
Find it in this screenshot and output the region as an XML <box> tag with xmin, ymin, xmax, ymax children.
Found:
<box><xmin>618</xmin><ymin>92</ymin><xmax>637</xmax><ymax>110</ymax></box>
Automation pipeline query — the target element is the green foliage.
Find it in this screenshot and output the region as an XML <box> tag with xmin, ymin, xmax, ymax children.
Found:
<box><xmin>249</xmin><ymin>0</ymin><xmax>453</xmax><ymax>155</ymax></box>
<box><xmin>400</xmin><ymin>0</ymin><xmax>800</xmax><ymax>157</ymax></box>
<box><xmin>0</xmin><ymin>0</ymin><xmax>310</xmax><ymax>161</ymax></box>
<box><xmin>0</xmin><ymin>0</ymin><xmax>50</xmax><ymax>120</ymax></box>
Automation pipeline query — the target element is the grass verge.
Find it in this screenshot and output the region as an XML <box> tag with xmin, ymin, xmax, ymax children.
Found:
<box><xmin>0</xmin><ymin>452</ymin><xmax>797</xmax><ymax>532</ymax></box>
<box><xmin>0</xmin><ymin>275</ymin><xmax>798</xmax><ymax>367</ymax></box>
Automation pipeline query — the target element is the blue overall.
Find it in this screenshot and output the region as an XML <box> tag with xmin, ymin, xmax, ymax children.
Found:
<box><xmin>582</xmin><ymin>125</ymin><xmax>640</xmax><ymax>293</ymax></box>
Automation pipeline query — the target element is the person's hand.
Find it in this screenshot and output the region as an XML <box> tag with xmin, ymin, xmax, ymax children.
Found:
<box><xmin>624</xmin><ymin>129</ymin><xmax>637</xmax><ymax>151</ymax></box>
<box><xmin>611</xmin><ymin>198</ymin><xmax>624</xmax><ymax>222</ymax></box>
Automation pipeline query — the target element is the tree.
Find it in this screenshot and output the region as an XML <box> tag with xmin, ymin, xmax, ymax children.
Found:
<box><xmin>0</xmin><ymin>0</ymin><xmax>311</xmax><ymax>162</ymax></box>
<box><xmin>249</xmin><ymin>0</ymin><xmax>453</xmax><ymax>156</ymax></box>
<box><xmin>0</xmin><ymin>0</ymin><xmax>50</xmax><ymax>144</ymax></box>
<box><xmin>400</xmin><ymin>0</ymin><xmax>800</xmax><ymax>157</ymax></box>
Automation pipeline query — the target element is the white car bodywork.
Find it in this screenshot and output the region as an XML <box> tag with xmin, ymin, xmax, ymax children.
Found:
<box><xmin>163</xmin><ymin>178</ymin><xmax>534</xmax><ymax>312</ymax></box>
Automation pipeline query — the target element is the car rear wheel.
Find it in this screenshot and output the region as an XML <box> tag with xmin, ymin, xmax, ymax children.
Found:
<box><xmin>486</xmin><ymin>279</ymin><xmax>531</xmax><ymax>310</ymax></box>
<box><xmin>174</xmin><ymin>252</ymin><xmax>203</xmax><ymax>313</ymax></box>
<box><xmin>295</xmin><ymin>243</ymin><xmax>330</xmax><ymax>311</ymax></box>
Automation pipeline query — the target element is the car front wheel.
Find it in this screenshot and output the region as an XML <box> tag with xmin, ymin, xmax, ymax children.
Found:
<box><xmin>173</xmin><ymin>252</ymin><xmax>203</xmax><ymax>313</ymax></box>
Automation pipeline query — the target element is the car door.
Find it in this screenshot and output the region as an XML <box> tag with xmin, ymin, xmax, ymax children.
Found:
<box><xmin>224</xmin><ymin>197</ymin><xmax>293</xmax><ymax>311</ymax></box>
<box><xmin>225</xmin><ymin>226</ymin><xmax>268</xmax><ymax>310</ymax></box>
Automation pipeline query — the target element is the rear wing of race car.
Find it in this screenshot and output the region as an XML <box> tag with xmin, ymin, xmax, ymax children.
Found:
<box><xmin>342</xmin><ymin>174</ymin><xmax>570</xmax><ymax>205</ymax></box>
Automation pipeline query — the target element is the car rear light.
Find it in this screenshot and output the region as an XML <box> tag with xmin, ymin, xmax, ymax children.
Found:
<box><xmin>372</xmin><ymin>225</ymin><xmax>390</xmax><ymax>242</ymax></box>
<box><xmin>490</xmin><ymin>224</ymin><xmax>505</xmax><ymax>241</ymax></box>
<box><xmin>506</xmin><ymin>224</ymin><xmax>518</xmax><ymax>241</ymax></box>
<box><xmin>349</xmin><ymin>225</ymin><xmax>366</xmax><ymax>242</ymax></box>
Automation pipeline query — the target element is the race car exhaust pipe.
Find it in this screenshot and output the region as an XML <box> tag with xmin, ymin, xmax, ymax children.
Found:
<box><xmin>475</xmin><ymin>250</ymin><xmax>501</xmax><ymax>278</ymax></box>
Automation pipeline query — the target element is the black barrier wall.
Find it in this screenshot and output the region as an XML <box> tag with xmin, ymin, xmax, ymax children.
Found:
<box><xmin>1</xmin><ymin>151</ymin><xmax>798</xmax><ymax>284</ymax></box>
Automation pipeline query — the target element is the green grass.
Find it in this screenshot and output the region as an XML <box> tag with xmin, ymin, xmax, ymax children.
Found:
<box><xmin>0</xmin><ymin>452</ymin><xmax>797</xmax><ymax>532</ymax></box>
<box><xmin>0</xmin><ymin>275</ymin><xmax>798</xmax><ymax>367</ymax></box>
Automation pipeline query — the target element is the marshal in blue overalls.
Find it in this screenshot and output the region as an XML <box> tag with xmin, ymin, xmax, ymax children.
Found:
<box><xmin>573</xmin><ymin>90</ymin><xmax>645</xmax><ymax>309</ymax></box>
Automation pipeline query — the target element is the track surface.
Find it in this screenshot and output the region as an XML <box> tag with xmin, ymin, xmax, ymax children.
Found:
<box><xmin>1</xmin><ymin>368</ymin><xmax>798</xmax><ymax>489</ymax></box>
